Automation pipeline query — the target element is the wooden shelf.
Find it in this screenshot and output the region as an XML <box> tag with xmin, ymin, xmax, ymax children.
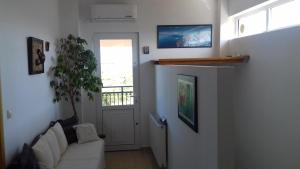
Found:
<box><xmin>154</xmin><ymin>55</ymin><xmax>250</xmax><ymax>66</ymax></box>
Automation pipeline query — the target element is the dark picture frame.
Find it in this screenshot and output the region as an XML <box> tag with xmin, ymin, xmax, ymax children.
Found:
<box><xmin>157</xmin><ymin>24</ymin><xmax>212</xmax><ymax>48</ymax></box>
<box><xmin>45</xmin><ymin>41</ymin><xmax>50</xmax><ymax>52</ymax></box>
<box><xmin>177</xmin><ymin>75</ymin><xmax>198</xmax><ymax>133</ymax></box>
<box><xmin>27</xmin><ymin>37</ymin><xmax>45</xmax><ymax>75</ymax></box>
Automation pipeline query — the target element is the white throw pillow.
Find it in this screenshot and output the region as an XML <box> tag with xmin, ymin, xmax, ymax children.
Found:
<box><xmin>75</xmin><ymin>123</ymin><xmax>100</xmax><ymax>144</ymax></box>
<box><xmin>32</xmin><ymin>136</ymin><xmax>54</xmax><ymax>169</ymax></box>
<box><xmin>52</xmin><ymin>122</ymin><xmax>68</xmax><ymax>155</ymax></box>
<box><xmin>44</xmin><ymin>129</ymin><xmax>61</xmax><ymax>166</ymax></box>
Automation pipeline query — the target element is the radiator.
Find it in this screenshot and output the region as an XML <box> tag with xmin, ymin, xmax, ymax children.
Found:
<box><xmin>149</xmin><ymin>112</ymin><xmax>167</xmax><ymax>168</ymax></box>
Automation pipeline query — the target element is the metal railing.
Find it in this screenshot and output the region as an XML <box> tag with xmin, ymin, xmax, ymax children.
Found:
<box><xmin>102</xmin><ymin>86</ymin><xmax>134</xmax><ymax>106</ymax></box>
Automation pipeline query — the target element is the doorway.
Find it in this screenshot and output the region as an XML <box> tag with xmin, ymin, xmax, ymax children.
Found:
<box><xmin>95</xmin><ymin>33</ymin><xmax>140</xmax><ymax>151</ymax></box>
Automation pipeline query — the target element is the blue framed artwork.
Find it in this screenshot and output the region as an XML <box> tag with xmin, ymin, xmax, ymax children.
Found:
<box><xmin>157</xmin><ymin>25</ymin><xmax>212</xmax><ymax>48</ymax></box>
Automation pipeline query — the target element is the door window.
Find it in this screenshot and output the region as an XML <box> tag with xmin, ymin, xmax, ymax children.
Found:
<box><xmin>100</xmin><ymin>39</ymin><xmax>134</xmax><ymax>106</ymax></box>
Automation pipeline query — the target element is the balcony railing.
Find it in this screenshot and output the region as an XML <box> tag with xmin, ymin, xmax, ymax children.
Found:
<box><xmin>102</xmin><ymin>86</ymin><xmax>134</xmax><ymax>106</ymax></box>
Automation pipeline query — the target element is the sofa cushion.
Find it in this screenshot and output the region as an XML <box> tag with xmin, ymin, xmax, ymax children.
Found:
<box><xmin>32</xmin><ymin>136</ymin><xmax>54</xmax><ymax>169</ymax></box>
<box><xmin>19</xmin><ymin>143</ymin><xmax>40</xmax><ymax>169</ymax></box>
<box><xmin>44</xmin><ymin>129</ymin><xmax>61</xmax><ymax>166</ymax></box>
<box><xmin>55</xmin><ymin>139</ymin><xmax>105</xmax><ymax>169</ymax></box>
<box><xmin>74</xmin><ymin>123</ymin><xmax>100</xmax><ymax>144</ymax></box>
<box><xmin>58</xmin><ymin>121</ymin><xmax>78</xmax><ymax>144</ymax></box>
<box><xmin>58</xmin><ymin>118</ymin><xmax>78</xmax><ymax>144</ymax></box>
<box><xmin>52</xmin><ymin>123</ymin><xmax>68</xmax><ymax>155</ymax></box>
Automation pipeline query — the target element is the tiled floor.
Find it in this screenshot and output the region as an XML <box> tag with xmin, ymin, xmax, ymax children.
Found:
<box><xmin>105</xmin><ymin>149</ymin><xmax>159</xmax><ymax>169</ymax></box>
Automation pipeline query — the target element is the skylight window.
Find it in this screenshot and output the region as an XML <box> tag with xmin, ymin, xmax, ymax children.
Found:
<box><xmin>235</xmin><ymin>0</ymin><xmax>300</xmax><ymax>38</ymax></box>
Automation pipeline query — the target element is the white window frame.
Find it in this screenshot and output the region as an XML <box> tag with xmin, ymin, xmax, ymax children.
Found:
<box><xmin>234</xmin><ymin>0</ymin><xmax>298</xmax><ymax>38</ymax></box>
<box><xmin>235</xmin><ymin>8</ymin><xmax>268</xmax><ymax>37</ymax></box>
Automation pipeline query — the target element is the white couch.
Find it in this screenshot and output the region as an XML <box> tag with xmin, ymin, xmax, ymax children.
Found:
<box><xmin>55</xmin><ymin>139</ymin><xmax>105</xmax><ymax>169</ymax></box>
<box><xmin>32</xmin><ymin>122</ymin><xmax>105</xmax><ymax>169</ymax></box>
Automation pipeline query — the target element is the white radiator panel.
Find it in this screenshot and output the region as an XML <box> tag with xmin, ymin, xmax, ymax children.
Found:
<box><xmin>149</xmin><ymin>113</ymin><xmax>167</xmax><ymax>168</ymax></box>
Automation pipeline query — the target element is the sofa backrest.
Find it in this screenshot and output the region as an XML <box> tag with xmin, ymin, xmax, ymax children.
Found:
<box><xmin>7</xmin><ymin>118</ymin><xmax>78</xmax><ymax>169</ymax></box>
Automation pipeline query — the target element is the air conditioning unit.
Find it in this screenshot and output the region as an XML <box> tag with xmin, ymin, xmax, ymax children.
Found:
<box><xmin>91</xmin><ymin>4</ymin><xmax>137</xmax><ymax>21</ymax></box>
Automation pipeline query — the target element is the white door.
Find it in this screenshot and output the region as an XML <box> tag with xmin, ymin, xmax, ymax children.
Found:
<box><xmin>94</xmin><ymin>33</ymin><xmax>140</xmax><ymax>150</ymax></box>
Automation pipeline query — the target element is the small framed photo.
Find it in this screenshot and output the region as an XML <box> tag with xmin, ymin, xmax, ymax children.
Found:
<box><xmin>45</xmin><ymin>41</ymin><xmax>50</xmax><ymax>52</ymax></box>
<box><xmin>143</xmin><ymin>46</ymin><xmax>150</xmax><ymax>54</ymax></box>
<box><xmin>157</xmin><ymin>25</ymin><xmax>212</xmax><ymax>48</ymax></box>
<box><xmin>177</xmin><ymin>75</ymin><xmax>198</xmax><ymax>132</ymax></box>
<box><xmin>27</xmin><ymin>37</ymin><xmax>45</xmax><ymax>75</ymax></box>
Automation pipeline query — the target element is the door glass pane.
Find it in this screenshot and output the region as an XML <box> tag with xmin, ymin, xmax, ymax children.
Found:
<box><xmin>238</xmin><ymin>10</ymin><xmax>267</xmax><ymax>37</ymax></box>
<box><xmin>269</xmin><ymin>0</ymin><xmax>300</xmax><ymax>30</ymax></box>
<box><xmin>100</xmin><ymin>39</ymin><xmax>134</xmax><ymax>106</ymax></box>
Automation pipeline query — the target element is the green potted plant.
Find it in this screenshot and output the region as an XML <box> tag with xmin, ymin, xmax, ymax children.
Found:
<box><xmin>50</xmin><ymin>34</ymin><xmax>101</xmax><ymax>122</ymax></box>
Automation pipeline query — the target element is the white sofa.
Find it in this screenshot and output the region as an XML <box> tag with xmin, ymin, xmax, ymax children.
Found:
<box><xmin>32</xmin><ymin>122</ymin><xmax>105</xmax><ymax>169</ymax></box>
<box><xmin>55</xmin><ymin>139</ymin><xmax>105</xmax><ymax>169</ymax></box>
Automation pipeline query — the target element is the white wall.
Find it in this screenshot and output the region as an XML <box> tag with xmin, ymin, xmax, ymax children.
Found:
<box><xmin>218</xmin><ymin>0</ymin><xmax>235</xmax><ymax>56</ymax></box>
<box><xmin>59</xmin><ymin>0</ymin><xmax>80</xmax><ymax>37</ymax></box>
<box><xmin>229</xmin><ymin>26</ymin><xmax>300</xmax><ymax>169</ymax></box>
<box><xmin>217</xmin><ymin>68</ymin><xmax>235</xmax><ymax>169</ymax></box>
<box><xmin>229</xmin><ymin>0</ymin><xmax>268</xmax><ymax>15</ymax></box>
<box><xmin>78</xmin><ymin>0</ymin><xmax>219</xmax><ymax>146</ymax></box>
<box><xmin>222</xmin><ymin>0</ymin><xmax>300</xmax><ymax>168</ymax></box>
<box><xmin>0</xmin><ymin>0</ymin><xmax>61</xmax><ymax>163</ymax></box>
<box><xmin>155</xmin><ymin>65</ymin><xmax>234</xmax><ymax>169</ymax></box>
<box><xmin>57</xmin><ymin>0</ymin><xmax>84</xmax><ymax>121</ymax></box>
<box><xmin>156</xmin><ymin>65</ymin><xmax>218</xmax><ymax>169</ymax></box>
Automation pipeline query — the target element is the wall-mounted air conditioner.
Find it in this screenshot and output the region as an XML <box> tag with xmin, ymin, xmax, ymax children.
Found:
<box><xmin>91</xmin><ymin>4</ymin><xmax>137</xmax><ymax>21</ymax></box>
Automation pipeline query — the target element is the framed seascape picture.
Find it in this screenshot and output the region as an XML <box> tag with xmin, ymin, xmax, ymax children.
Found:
<box><xmin>157</xmin><ymin>24</ymin><xmax>212</xmax><ymax>48</ymax></box>
<box><xmin>177</xmin><ymin>75</ymin><xmax>198</xmax><ymax>133</ymax></box>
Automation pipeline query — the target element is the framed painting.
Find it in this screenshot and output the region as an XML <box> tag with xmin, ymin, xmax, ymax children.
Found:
<box><xmin>27</xmin><ymin>37</ymin><xmax>45</xmax><ymax>75</ymax></box>
<box><xmin>177</xmin><ymin>75</ymin><xmax>198</xmax><ymax>132</ymax></box>
<box><xmin>157</xmin><ymin>24</ymin><xmax>212</xmax><ymax>48</ymax></box>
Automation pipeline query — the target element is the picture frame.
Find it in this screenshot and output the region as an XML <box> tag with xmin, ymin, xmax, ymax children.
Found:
<box><xmin>45</xmin><ymin>41</ymin><xmax>50</xmax><ymax>52</ymax></box>
<box><xmin>27</xmin><ymin>37</ymin><xmax>45</xmax><ymax>75</ymax></box>
<box><xmin>143</xmin><ymin>46</ymin><xmax>150</xmax><ymax>54</ymax></box>
<box><xmin>157</xmin><ymin>24</ymin><xmax>212</xmax><ymax>48</ymax></box>
<box><xmin>177</xmin><ymin>74</ymin><xmax>198</xmax><ymax>133</ymax></box>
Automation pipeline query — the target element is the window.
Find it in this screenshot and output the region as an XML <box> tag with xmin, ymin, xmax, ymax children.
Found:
<box><xmin>100</xmin><ymin>39</ymin><xmax>134</xmax><ymax>106</ymax></box>
<box><xmin>235</xmin><ymin>0</ymin><xmax>300</xmax><ymax>38</ymax></box>
<box><xmin>269</xmin><ymin>0</ymin><xmax>300</xmax><ymax>30</ymax></box>
<box><xmin>238</xmin><ymin>11</ymin><xmax>267</xmax><ymax>37</ymax></box>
